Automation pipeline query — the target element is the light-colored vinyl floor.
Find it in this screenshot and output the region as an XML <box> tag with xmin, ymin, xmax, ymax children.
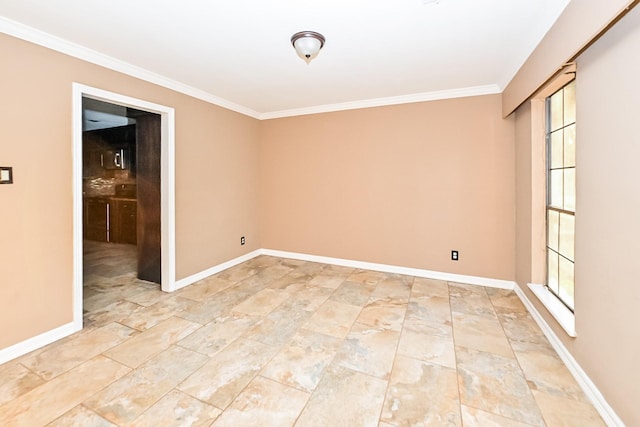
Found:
<box><xmin>0</xmin><ymin>242</ymin><xmax>605</xmax><ymax>426</ymax></box>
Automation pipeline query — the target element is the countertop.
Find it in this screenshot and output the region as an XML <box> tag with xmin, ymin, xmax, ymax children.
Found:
<box><xmin>84</xmin><ymin>195</ymin><xmax>137</xmax><ymax>202</ymax></box>
<box><xmin>109</xmin><ymin>197</ymin><xmax>137</xmax><ymax>202</ymax></box>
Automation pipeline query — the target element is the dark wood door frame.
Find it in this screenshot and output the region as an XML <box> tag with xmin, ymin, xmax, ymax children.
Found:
<box><xmin>132</xmin><ymin>112</ymin><xmax>162</xmax><ymax>284</ymax></box>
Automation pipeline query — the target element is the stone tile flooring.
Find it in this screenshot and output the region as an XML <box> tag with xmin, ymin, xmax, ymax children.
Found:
<box><xmin>0</xmin><ymin>242</ymin><xmax>606</xmax><ymax>426</ymax></box>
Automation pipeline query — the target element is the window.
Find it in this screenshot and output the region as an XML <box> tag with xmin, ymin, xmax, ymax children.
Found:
<box><xmin>546</xmin><ymin>80</ymin><xmax>576</xmax><ymax>311</ymax></box>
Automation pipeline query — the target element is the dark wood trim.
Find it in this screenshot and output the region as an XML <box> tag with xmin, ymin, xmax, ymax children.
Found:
<box><xmin>136</xmin><ymin>113</ymin><xmax>162</xmax><ymax>284</ymax></box>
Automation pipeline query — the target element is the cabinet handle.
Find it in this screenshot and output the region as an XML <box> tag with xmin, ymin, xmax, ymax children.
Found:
<box><xmin>106</xmin><ymin>202</ymin><xmax>110</xmax><ymax>242</ymax></box>
<box><xmin>114</xmin><ymin>152</ymin><xmax>121</xmax><ymax>168</ymax></box>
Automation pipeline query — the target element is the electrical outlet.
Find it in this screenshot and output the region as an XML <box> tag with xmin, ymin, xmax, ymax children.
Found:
<box><xmin>451</xmin><ymin>250</ymin><xmax>459</xmax><ymax>261</ymax></box>
<box><xmin>240</xmin><ymin>236</ymin><xmax>245</xmax><ymax>245</ymax></box>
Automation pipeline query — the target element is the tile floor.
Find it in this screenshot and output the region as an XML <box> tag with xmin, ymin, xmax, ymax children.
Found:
<box><xmin>0</xmin><ymin>242</ymin><xmax>606</xmax><ymax>426</ymax></box>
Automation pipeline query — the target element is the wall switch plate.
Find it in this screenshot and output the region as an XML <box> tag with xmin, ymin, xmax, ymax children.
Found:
<box><xmin>451</xmin><ymin>250</ymin><xmax>459</xmax><ymax>261</ymax></box>
<box><xmin>0</xmin><ymin>167</ymin><xmax>13</xmax><ymax>184</ymax></box>
<box><xmin>240</xmin><ymin>236</ymin><xmax>245</xmax><ymax>245</ymax></box>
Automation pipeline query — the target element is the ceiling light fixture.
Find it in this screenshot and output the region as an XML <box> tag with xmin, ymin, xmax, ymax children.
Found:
<box><xmin>291</xmin><ymin>31</ymin><xmax>326</xmax><ymax>64</ymax></box>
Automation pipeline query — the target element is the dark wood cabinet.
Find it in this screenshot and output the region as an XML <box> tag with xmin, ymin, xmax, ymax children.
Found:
<box><xmin>83</xmin><ymin>198</ymin><xmax>109</xmax><ymax>242</ymax></box>
<box><xmin>83</xmin><ymin>132</ymin><xmax>105</xmax><ymax>178</ymax></box>
<box><xmin>83</xmin><ymin>197</ymin><xmax>137</xmax><ymax>244</ymax></box>
<box><xmin>111</xmin><ymin>199</ymin><xmax>137</xmax><ymax>244</ymax></box>
<box><xmin>83</xmin><ymin>124</ymin><xmax>136</xmax><ymax>177</ymax></box>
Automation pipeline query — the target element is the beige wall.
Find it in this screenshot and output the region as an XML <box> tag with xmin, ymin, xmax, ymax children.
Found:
<box><xmin>514</xmin><ymin>6</ymin><xmax>640</xmax><ymax>424</ymax></box>
<box><xmin>0</xmin><ymin>34</ymin><xmax>261</xmax><ymax>349</ymax></box>
<box><xmin>259</xmin><ymin>95</ymin><xmax>516</xmax><ymax>281</ymax></box>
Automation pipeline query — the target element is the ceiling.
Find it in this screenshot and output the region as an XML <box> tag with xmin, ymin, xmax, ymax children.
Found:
<box><xmin>0</xmin><ymin>0</ymin><xmax>570</xmax><ymax>119</ymax></box>
<box><xmin>82</xmin><ymin>98</ymin><xmax>136</xmax><ymax>131</ymax></box>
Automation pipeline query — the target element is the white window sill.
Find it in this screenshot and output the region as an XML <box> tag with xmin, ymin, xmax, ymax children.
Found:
<box><xmin>527</xmin><ymin>283</ymin><xmax>576</xmax><ymax>337</ymax></box>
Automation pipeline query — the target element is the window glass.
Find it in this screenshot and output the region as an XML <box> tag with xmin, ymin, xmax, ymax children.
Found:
<box><xmin>559</xmin><ymin>213</ymin><xmax>575</xmax><ymax>262</ymax></box>
<box><xmin>550</xmin><ymin>90</ymin><xmax>564</xmax><ymax>131</ymax></box>
<box><xmin>558</xmin><ymin>257</ymin><xmax>575</xmax><ymax>310</ymax></box>
<box><xmin>564</xmin><ymin>169</ymin><xmax>575</xmax><ymax>211</ymax></box>
<box><xmin>550</xmin><ymin>170</ymin><xmax>564</xmax><ymax>207</ymax></box>
<box><xmin>563</xmin><ymin>125</ymin><xmax>576</xmax><ymax>167</ymax></box>
<box><xmin>548</xmin><ymin>251</ymin><xmax>559</xmax><ymax>293</ymax></box>
<box><xmin>548</xmin><ymin>210</ymin><xmax>559</xmax><ymax>252</ymax></box>
<box><xmin>546</xmin><ymin>80</ymin><xmax>576</xmax><ymax>312</ymax></box>
<box><xmin>551</xmin><ymin>131</ymin><xmax>564</xmax><ymax>169</ymax></box>
<box><xmin>563</xmin><ymin>81</ymin><xmax>576</xmax><ymax>126</ymax></box>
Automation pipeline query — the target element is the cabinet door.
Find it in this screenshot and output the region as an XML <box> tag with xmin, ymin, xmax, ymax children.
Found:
<box><xmin>83</xmin><ymin>132</ymin><xmax>104</xmax><ymax>177</ymax></box>
<box><xmin>112</xmin><ymin>201</ymin><xmax>137</xmax><ymax>244</ymax></box>
<box><xmin>84</xmin><ymin>199</ymin><xmax>109</xmax><ymax>242</ymax></box>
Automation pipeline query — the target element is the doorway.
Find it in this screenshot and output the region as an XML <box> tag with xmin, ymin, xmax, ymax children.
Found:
<box><xmin>72</xmin><ymin>83</ymin><xmax>176</xmax><ymax>332</ymax></box>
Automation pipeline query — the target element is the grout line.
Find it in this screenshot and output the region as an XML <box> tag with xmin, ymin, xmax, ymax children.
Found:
<box><xmin>377</xmin><ymin>276</ymin><xmax>414</xmax><ymax>425</ymax></box>
<box><xmin>489</xmin><ymin>289</ymin><xmax>547</xmax><ymax>426</ymax></box>
<box><xmin>447</xmin><ymin>280</ymin><xmax>465</xmax><ymax>426</ymax></box>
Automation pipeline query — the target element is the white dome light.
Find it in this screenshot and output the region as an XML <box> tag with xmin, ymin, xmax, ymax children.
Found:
<box><xmin>291</xmin><ymin>31</ymin><xmax>326</xmax><ymax>64</ymax></box>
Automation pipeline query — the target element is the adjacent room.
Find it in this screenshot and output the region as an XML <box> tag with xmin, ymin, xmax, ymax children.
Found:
<box><xmin>1</xmin><ymin>1</ymin><xmax>639</xmax><ymax>425</ymax></box>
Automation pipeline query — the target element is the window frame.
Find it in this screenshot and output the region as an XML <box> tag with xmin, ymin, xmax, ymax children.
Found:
<box><xmin>544</xmin><ymin>80</ymin><xmax>576</xmax><ymax>313</ymax></box>
<box><xmin>526</xmin><ymin>67</ymin><xmax>577</xmax><ymax>338</ymax></box>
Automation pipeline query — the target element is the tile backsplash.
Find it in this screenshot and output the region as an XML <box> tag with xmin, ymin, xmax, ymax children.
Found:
<box><xmin>84</xmin><ymin>170</ymin><xmax>135</xmax><ymax>197</ymax></box>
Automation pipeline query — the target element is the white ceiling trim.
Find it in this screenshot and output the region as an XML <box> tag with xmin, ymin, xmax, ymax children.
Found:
<box><xmin>2</xmin><ymin>15</ymin><xmax>499</xmax><ymax>121</ymax></box>
<box><xmin>0</xmin><ymin>16</ymin><xmax>261</xmax><ymax>119</ymax></box>
<box><xmin>259</xmin><ymin>84</ymin><xmax>502</xmax><ymax>120</ymax></box>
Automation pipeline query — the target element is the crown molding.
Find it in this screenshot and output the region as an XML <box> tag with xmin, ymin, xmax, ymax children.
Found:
<box><xmin>258</xmin><ymin>84</ymin><xmax>502</xmax><ymax>120</ymax></box>
<box><xmin>2</xmin><ymin>16</ymin><xmax>502</xmax><ymax>120</ymax></box>
<box><xmin>0</xmin><ymin>16</ymin><xmax>261</xmax><ymax>119</ymax></box>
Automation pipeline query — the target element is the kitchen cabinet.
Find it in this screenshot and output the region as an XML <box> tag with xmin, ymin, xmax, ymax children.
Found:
<box><xmin>83</xmin><ymin>197</ymin><xmax>109</xmax><ymax>242</ymax></box>
<box><xmin>83</xmin><ymin>133</ymin><xmax>104</xmax><ymax>178</ymax></box>
<box><xmin>83</xmin><ymin>197</ymin><xmax>137</xmax><ymax>244</ymax></box>
<box><xmin>83</xmin><ymin>124</ymin><xmax>136</xmax><ymax>176</ymax></box>
<box><xmin>110</xmin><ymin>198</ymin><xmax>137</xmax><ymax>244</ymax></box>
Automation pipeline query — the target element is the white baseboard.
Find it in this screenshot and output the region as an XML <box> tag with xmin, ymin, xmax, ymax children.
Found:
<box><xmin>0</xmin><ymin>322</ymin><xmax>79</xmax><ymax>365</ymax></box>
<box><xmin>173</xmin><ymin>248</ymin><xmax>515</xmax><ymax>293</ymax></box>
<box><xmin>514</xmin><ymin>284</ymin><xmax>624</xmax><ymax>427</ymax></box>
<box><xmin>174</xmin><ymin>249</ymin><xmax>262</xmax><ymax>290</ymax></box>
<box><xmin>260</xmin><ymin>249</ymin><xmax>516</xmax><ymax>290</ymax></box>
